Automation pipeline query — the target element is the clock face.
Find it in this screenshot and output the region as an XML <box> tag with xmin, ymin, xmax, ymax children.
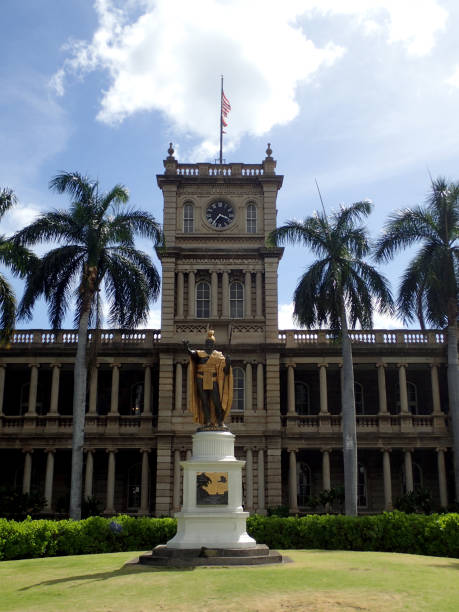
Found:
<box><xmin>206</xmin><ymin>200</ymin><xmax>235</xmax><ymax>228</ymax></box>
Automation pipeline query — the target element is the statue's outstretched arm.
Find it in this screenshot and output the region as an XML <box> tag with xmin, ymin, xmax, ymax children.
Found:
<box><xmin>183</xmin><ymin>339</ymin><xmax>198</xmax><ymax>361</ymax></box>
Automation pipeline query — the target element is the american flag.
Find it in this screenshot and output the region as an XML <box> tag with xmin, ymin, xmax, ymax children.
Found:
<box><xmin>221</xmin><ymin>91</ymin><xmax>231</xmax><ymax>132</ymax></box>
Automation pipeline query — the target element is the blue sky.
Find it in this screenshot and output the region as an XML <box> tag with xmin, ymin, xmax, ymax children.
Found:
<box><xmin>1</xmin><ymin>0</ymin><xmax>459</xmax><ymax>330</ymax></box>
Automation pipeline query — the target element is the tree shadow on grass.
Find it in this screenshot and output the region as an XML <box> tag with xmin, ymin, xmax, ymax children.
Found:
<box><xmin>19</xmin><ymin>562</ymin><xmax>195</xmax><ymax>591</ymax></box>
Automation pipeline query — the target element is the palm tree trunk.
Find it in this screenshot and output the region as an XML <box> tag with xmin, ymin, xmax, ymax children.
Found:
<box><xmin>447</xmin><ymin>299</ymin><xmax>459</xmax><ymax>502</ymax></box>
<box><xmin>340</xmin><ymin>300</ymin><xmax>358</xmax><ymax>516</ymax></box>
<box><xmin>69</xmin><ymin>306</ymin><xmax>91</xmax><ymax>520</ymax></box>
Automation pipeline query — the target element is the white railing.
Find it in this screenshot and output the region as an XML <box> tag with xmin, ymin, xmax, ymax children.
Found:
<box><xmin>9</xmin><ymin>329</ymin><xmax>161</xmax><ymax>347</ymax></box>
<box><xmin>279</xmin><ymin>329</ymin><xmax>446</xmax><ymax>346</ymax></box>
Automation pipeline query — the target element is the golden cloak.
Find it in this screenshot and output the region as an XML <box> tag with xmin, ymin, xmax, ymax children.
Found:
<box><xmin>188</xmin><ymin>350</ymin><xmax>233</xmax><ymax>425</ymax></box>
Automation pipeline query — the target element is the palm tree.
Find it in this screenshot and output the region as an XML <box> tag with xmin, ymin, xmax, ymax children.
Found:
<box><xmin>0</xmin><ymin>188</ymin><xmax>36</xmax><ymax>340</ymax></box>
<box><xmin>14</xmin><ymin>172</ymin><xmax>162</xmax><ymax>519</ymax></box>
<box><xmin>268</xmin><ymin>201</ymin><xmax>394</xmax><ymax>515</ymax></box>
<box><xmin>375</xmin><ymin>177</ymin><xmax>459</xmax><ymax>502</ymax></box>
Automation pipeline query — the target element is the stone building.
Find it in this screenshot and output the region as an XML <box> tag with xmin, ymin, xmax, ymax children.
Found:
<box><xmin>0</xmin><ymin>146</ymin><xmax>454</xmax><ymax>515</ymax></box>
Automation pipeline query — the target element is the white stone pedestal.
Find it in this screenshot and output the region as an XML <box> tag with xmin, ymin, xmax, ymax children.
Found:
<box><xmin>167</xmin><ymin>430</ymin><xmax>256</xmax><ymax>549</ymax></box>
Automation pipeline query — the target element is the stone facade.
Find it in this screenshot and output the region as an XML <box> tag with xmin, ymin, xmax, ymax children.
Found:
<box><xmin>0</xmin><ymin>148</ymin><xmax>454</xmax><ymax>515</ymax></box>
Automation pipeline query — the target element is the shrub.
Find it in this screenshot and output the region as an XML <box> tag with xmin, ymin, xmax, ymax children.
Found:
<box><xmin>0</xmin><ymin>513</ymin><xmax>457</xmax><ymax>561</ymax></box>
<box><xmin>0</xmin><ymin>487</ymin><xmax>46</xmax><ymax>519</ymax></box>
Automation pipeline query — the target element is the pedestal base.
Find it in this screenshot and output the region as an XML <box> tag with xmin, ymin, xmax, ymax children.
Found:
<box><xmin>139</xmin><ymin>544</ymin><xmax>282</xmax><ymax>567</ymax></box>
<box><xmin>167</xmin><ymin>511</ymin><xmax>255</xmax><ymax>549</ymax></box>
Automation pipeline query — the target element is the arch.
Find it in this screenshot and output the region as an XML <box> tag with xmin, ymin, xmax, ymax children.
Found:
<box><xmin>246</xmin><ymin>203</ymin><xmax>257</xmax><ymax>233</ymax></box>
<box><xmin>294</xmin><ymin>381</ymin><xmax>310</xmax><ymax>415</ymax></box>
<box><xmin>232</xmin><ymin>366</ymin><xmax>245</xmax><ymax>411</ymax></box>
<box><xmin>354</xmin><ymin>381</ymin><xmax>364</xmax><ymax>415</ymax></box>
<box><xmin>183</xmin><ymin>202</ymin><xmax>194</xmax><ymax>233</ymax></box>
<box><xmin>297</xmin><ymin>462</ymin><xmax>312</xmax><ymax>506</ymax></box>
<box><xmin>357</xmin><ymin>463</ymin><xmax>368</xmax><ymax>507</ymax></box>
<box><xmin>196</xmin><ymin>280</ymin><xmax>210</xmax><ymax>318</ymax></box>
<box><xmin>230</xmin><ymin>281</ymin><xmax>244</xmax><ymax>318</ymax></box>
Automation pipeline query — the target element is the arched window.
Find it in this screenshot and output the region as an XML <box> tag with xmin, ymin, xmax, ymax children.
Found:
<box><xmin>230</xmin><ymin>281</ymin><xmax>244</xmax><ymax>318</ymax></box>
<box><xmin>127</xmin><ymin>463</ymin><xmax>142</xmax><ymax>510</ymax></box>
<box><xmin>295</xmin><ymin>382</ymin><xmax>310</xmax><ymax>415</ymax></box>
<box><xmin>196</xmin><ymin>281</ymin><xmax>210</xmax><ymax>318</ymax></box>
<box><xmin>357</xmin><ymin>463</ymin><xmax>368</xmax><ymax>507</ymax></box>
<box><xmin>183</xmin><ymin>202</ymin><xmax>194</xmax><ymax>233</ymax></box>
<box><xmin>247</xmin><ymin>203</ymin><xmax>257</xmax><ymax>233</ymax></box>
<box><xmin>297</xmin><ymin>463</ymin><xmax>311</xmax><ymax>506</ymax></box>
<box><xmin>130</xmin><ymin>382</ymin><xmax>144</xmax><ymax>415</ymax></box>
<box><xmin>232</xmin><ymin>367</ymin><xmax>245</xmax><ymax>411</ymax></box>
<box><xmin>354</xmin><ymin>382</ymin><xmax>364</xmax><ymax>415</ymax></box>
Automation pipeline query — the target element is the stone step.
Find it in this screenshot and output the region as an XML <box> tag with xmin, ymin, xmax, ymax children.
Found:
<box><xmin>138</xmin><ymin>545</ymin><xmax>283</xmax><ymax>567</ymax></box>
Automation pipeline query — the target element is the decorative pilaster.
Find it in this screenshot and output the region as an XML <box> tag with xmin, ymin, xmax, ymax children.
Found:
<box><xmin>44</xmin><ymin>449</ymin><xmax>55</xmax><ymax>512</ymax></box>
<box><xmin>245</xmin><ymin>362</ymin><xmax>253</xmax><ymax>412</ymax></box>
<box><xmin>255</xmin><ymin>271</ymin><xmax>262</xmax><ymax>317</ymax></box>
<box><xmin>288</xmin><ymin>449</ymin><xmax>299</xmax><ymax>513</ymax></box>
<box><xmin>175</xmin><ymin>362</ymin><xmax>183</xmax><ymax>412</ymax></box>
<box><xmin>104</xmin><ymin>449</ymin><xmax>117</xmax><ymax>514</ymax></box>
<box><xmin>109</xmin><ymin>364</ymin><xmax>120</xmax><ymax>415</ymax></box>
<box><xmin>245</xmin><ymin>448</ymin><xmax>253</xmax><ymax>511</ymax></box>
<box><xmin>257</xmin><ymin>449</ymin><xmax>265</xmax><ymax>513</ymax></box>
<box><xmin>84</xmin><ymin>449</ymin><xmax>95</xmax><ymax>499</ymax></box>
<box><xmin>176</xmin><ymin>271</ymin><xmax>184</xmax><ymax>318</ymax></box>
<box><xmin>211</xmin><ymin>271</ymin><xmax>218</xmax><ymax>318</ymax></box>
<box><xmin>140</xmin><ymin>448</ymin><xmax>150</xmax><ymax>514</ymax></box>
<box><xmin>244</xmin><ymin>270</ymin><xmax>252</xmax><ymax>318</ymax></box>
<box><xmin>49</xmin><ymin>364</ymin><xmax>61</xmax><ymax>415</ymax></box>
<box><xmin>222</xmin><ymin>271</ymin><xmax>229</xmax><ymax>317</ymax></box>
<box><xmin>287</xmin><ymin>364</ymin><xmax>296</xmax><ymax>415</ymax></box>
<box><xmin>436</xmin><ymin>448</ymin><xmax>448</xmax><ymax>508</ymax></box>
<box><xmin>381</xmin><ymin>448</ymin><xmax>392</xmax><ymax>510</ymax></box>
<box><xmin>256</xmin><ymin>363</ymin><xmax>264</xmax><ymax>412</ymax></box>
<box><xmin>188</xmin><ymin>271</ymin><xmax>195</xmax><ymax>318</ymax></box>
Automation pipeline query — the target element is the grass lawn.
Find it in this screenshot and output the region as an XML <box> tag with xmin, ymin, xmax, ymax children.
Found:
<box><xmin>1</xmin><ymin>550</ymin><xmax>458</xmax><ymax>612</ymax></box>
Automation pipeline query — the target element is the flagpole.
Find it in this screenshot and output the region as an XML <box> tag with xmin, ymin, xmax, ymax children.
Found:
<box><xmin>219</xmin><ymin>75</ymin><xmax>223</xmax><ymax>164</ymax></box>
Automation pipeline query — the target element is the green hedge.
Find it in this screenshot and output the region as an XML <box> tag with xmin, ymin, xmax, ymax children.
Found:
<box><xmin>0</xmin><ymin>512</ymin><xmax>457</xmax><ymax>561</ymax></box>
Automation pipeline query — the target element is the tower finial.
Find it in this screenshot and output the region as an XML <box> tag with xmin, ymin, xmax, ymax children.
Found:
<box><xmin>266</xmin><ymin>143</ymin><xmax>273</xmax><ymax>159</ymax></box>
<box><xmin>167</xmin><ymin>142</ymin><xmax>175</xmax><ymax>159</ymax></box>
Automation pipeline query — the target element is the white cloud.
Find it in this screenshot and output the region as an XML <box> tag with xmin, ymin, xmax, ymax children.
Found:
<box><xmin>51</xmin><ymin>1</ymin><xmax>447</xmax><ymax>156</ymax></box>
<box><xmin>0</xmin><ymin>204</ymin><xmax>41</xmax><ymax>236</ymax></box>
<box><xmin>446</xmin><ymin>64</ymin><xmax>459</xmax><ymax>88</ymax></box>
<box><xmin>279</xmin><ymin>302</ymin><xmax>295</xmax><ymax>329</ymax></box>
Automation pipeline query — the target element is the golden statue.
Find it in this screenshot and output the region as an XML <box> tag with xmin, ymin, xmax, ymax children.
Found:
<box><xmin>183</xmin><ymin>330</ymin><xmax>233</xmax><ymax>428</ymax></box>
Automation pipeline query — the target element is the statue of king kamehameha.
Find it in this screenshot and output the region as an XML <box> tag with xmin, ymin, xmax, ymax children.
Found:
<box><xmin>183</xmin><ymin>330</ymin><xmax>233</xmax><ymax>429</ymax></box>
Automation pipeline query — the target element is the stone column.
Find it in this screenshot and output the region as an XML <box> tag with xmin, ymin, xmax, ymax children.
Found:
<box><xmin>22</xmin><ymin>449</ymin><xmax>33</xmax><ymax>494</ymax></box>
<box><xmin>404</xmin><ymin>448</ymin><xmax>414</xmax><ymax>492</ymax></box>
<box><xmin>436</xmin><ymin>448</ymin><xmax>448</xmax><ymax>508</ymax></box>
<box><xmin>186</xmin><ymin>449</ymin><xmax>192</xmax><ymax>461</ymax></box>
<box><xmin>175</xmin><ymin>362</ymin><xmax>183</xmax><ymax>412</ymax></box>
<box><xmin>44</xmin><ymin>449</ymin><xmax>55</xmax><ymax>512</ymax></box>
<box><xmin>255</xmin><ymin>271</ymin><xmax>263</xmax><ymax>318</ymax></box>
<box><xmin>187</xmin><ymin>271</ymin><xmax>195</xmax><ymax>318</ymax></box>
<box><xmin>244</xmin><ymin>270</ymin><xmax>252</xmax><ymax>318</ymax></box>
<box><xmin>109</xmin><ymin>364</ymin><xmax>120</xmax><ymax>415</ymax></box>
<box><xmin>176</xmin><ymin>271</ymin><xmax>184</xmax><ymax>318</ymax></box>
<box><xmin>377</xmin><ymin>363</ymin><xmax>388</xmax><ymax>414</ymax></box>
<box><xmin>288</xmin><ymin>449</ymin><xmax>299</xmax><ymax>513</ymax></box>
<box><xmin>0</xmin><ymin>364</ymin><xmax>6</xmax><ymax>415</ymax></box>
<box><xmin>257</xmin><ymin>449</ymin><xmax>265</xmax><ymax>513</ymax></box>
<box><xmin>322</xmin><ymin>448</ymin><xmax>331</xmax><ymax>490</ymax></box>
<box><xmin>88</xmin><ymin>365</ymin><xmax>98</xmax><ymax>415</ymax></box>
<box><xmin>287</xmin><ymin>364</ymin><xmax>296</xmax><ymax>415</ymax></box>
<box><xmin>256</xmin><ymin>363</ymin><xmax>264</xmax><ymax>412</ymax></box>
<box><xmin>319</xmin><ymin>364</ymin><xmax>329</xmax><ymax>414</ymax></box>
<box><xmin>173</xmin><ymin>449</ymin><xmax>181</xmax><ymax>511</ymax></box>
<box><xmin>143</xmin><ymin>365</ymin><xmax>152</xmax><ymax>414</ymax></box>
<box><xmin>49</xmin><ymin>364</ymin><xmax>61</xmax><ymax>415</ymax></box>
<box><xmin>245</xmin><ymin>448</ymin><xmax>253</xmax><ymax>511</ymax></box>
<box><xmin>84</xmin><ymin>449</ymin><xmax>95</xmax><ymax>499</ymax></box>
<box><xmin>211</xmin><ymin>271</ymin><xmax>218</xmax><ymax>318</ymax></box>
<box><xmin>105</xmin><ymin>449</ymin><xmax>117</xmax><ymax>514</ymax></box>
<box><xmin>28</xmin><ymin>364</ymin><xmax>39</xmax><ymax>415</ymax></box>
<box><xmin>431</xmin><ymin>364</ymin><xmax>442</xmax><ymax>414</ymax></box>
<box><xmin>382</xmin><ymin>448</ymin><xmax>393</xmax><ymax>510</ymax></box>
<box><xmin>398</xmin><ymin>364</ymin><xmax>409</xmax><ymax>414</ymax></box>
<box><xmin>222</xmin><ymin>271</ymin><xmax>229</xmax><ymax>318</ymax></box>
<box><xmin>140</xmin><ymin>448</ymin><xmax>150</xmax><ymax>514</ymax></box>
<box><xmin>245</xmin><ymin>362</ymin><xmax>253</xmax><ymax>412</ymax></box>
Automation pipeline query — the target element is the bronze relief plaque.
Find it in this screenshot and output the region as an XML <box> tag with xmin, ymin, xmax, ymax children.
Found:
<box><xmin>196</xmin><ymin>472</ymin><xmax>228</xmax><ymax>505</ymax></box>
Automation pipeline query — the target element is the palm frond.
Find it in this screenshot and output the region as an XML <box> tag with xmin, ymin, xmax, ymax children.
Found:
<box><xmin>0</xmin><ymin>273</ymin><xmax>16</xmax><ymax>339</ymax></box>
<box><xmin>0</xmin><ymin>188</ymin><xmax>17</xmax><ymax>219</ymax></box>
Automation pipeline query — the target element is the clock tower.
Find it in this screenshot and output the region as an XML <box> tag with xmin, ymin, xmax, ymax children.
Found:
<box><xmin>154</xmin><ymin>144</ymin><xmax>284</xmax><ymax>515</ymax></box>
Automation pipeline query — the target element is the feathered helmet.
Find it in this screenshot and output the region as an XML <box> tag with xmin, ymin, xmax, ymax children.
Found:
<box><xmin>206</xmin><ymin>329</ymin><xmax>216</xmax><ymax>342</ymax></box>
